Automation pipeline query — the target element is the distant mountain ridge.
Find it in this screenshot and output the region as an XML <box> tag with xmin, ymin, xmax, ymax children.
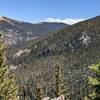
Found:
<box><xmin>0</xmin><ymin>16</ymin><xmax>68</xmax><ymax>46</ymax></box>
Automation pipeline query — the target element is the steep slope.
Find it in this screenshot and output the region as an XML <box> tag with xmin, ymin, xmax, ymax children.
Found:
<box><xmin>0</xmin><ymin>16</ymin><xmax>68</xmax><ymax>46</ymax></box>
<box><xmin>28</xmin><ymin>16</ymin><xmax>100</xmax><ymax>57</ymax></box>
<box><xmin>8</xmin><ymin>16</ymin><xmax>100</xmax><ymax>99</ymax></box>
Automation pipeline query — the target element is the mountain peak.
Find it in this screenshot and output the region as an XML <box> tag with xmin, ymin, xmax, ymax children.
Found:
<box><xmin>0</xmin><ymin>16</ymin><xmax>23</xmax><ymax>25</ymax></box>
<box><xmin>0</xmin><ymin>16</ymin><xmax>23</xmax><ymax>26</ymax></box>
<box><xmin>0</xmin><ymin>16</ymin><xmax>8</xmax><ymax>21</ymax></box>
<box><xmin>0</xmin><ymin>16</ymin><xmax>12</xmax><ymax>22</ymax></box>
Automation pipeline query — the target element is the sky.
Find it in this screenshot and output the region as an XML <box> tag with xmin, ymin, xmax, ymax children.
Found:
<box><xmin>0</xmin><ymin>0</ymin><xmax>100</xmax><ymax>24</ymax></box>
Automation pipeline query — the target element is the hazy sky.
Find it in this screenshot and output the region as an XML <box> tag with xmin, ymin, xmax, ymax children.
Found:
<box><xmin>0</xmin><ymin>0</ymin><xmax>100</xmax><ymax>24</ymax></box>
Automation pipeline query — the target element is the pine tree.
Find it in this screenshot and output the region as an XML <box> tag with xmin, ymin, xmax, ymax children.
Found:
<box><xmin>88</xmin><ymin>63</ymin><xmax>100</xmax><ymax>100</ymax></box>
<box><xmin>0</xmin><ymin>36</ymin><xmax>18</xmax><ymax>100</ymax></box>
<box><xmin>54</xmin><ymin>63</ymin><xmax>67</xmax><ymax>98</ymax></box>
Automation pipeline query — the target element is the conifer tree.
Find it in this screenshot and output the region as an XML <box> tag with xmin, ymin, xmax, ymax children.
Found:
<box><xmin>0</xmin><ymin>34</ymin><xmax>18</xmax><ymax>100</ymax></box>
<box><xmin>54</xmin><ymin>63</ymin><xmax>68</xmax><ymax>98</ymax></box>
<box><xmin>88</xmin><ymin>63</ymin><xmax>100</xmax><ymax>100</ymax></box>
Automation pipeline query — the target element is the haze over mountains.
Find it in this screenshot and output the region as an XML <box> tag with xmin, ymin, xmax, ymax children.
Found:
<box><xmin>0</xmin><ymin>16</ymin><xmax>68</xmax><ymax>46</ymax></box>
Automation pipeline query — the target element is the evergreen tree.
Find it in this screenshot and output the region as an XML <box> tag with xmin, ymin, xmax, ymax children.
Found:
<box><xmin>54</xmin><ymin>63</ymin><xmax>67</xmax><ymax>98</ymax></box>
<box><xmin>0</xmin><ymin>35</ymin><xmax>18</xmax><ymax>100</ymax></box>
<box><xmin>88</xmin><ymin>63</ymin><xmax>100</xmax><ymax>100</ymax></box>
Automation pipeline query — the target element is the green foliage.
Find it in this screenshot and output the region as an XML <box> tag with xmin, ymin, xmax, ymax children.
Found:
<box><xmin>88</xmin><ymin>63</ymin><xmax>100</xmax><ymax>100</ymax></box>
<box><xmin>88</xmin><ymin>77</ymin><xmax>99</xmax><ymax>86</ymax></box>
<box><xmin>54</xmin><ymin>63</ymin><xmax>67</xmax><ymax>97</ymax></box>
<box><xmin>84</xmin><ymin>96</ymin><xmax>88</xmax><ymax>100</ymax></box>
<box><xmin>0</xmin><ymin>41</ymin><xmax>18</xmax><ymax>100</ymax></box>
<box><xmin>89</xmin><ymin>63</ymin><xmax>100</xmax><ymax>74</ymax></box>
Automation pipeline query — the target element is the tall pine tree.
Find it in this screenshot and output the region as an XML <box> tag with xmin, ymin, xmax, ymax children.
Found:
<box><xmin>88</xmin><ymin>63</ymin><xmax>100</xmax><ymax>100</ymax></box>
<box><xmin>54</xmin><ymin>63</ymin><xmax>68</xmax><ymax>99</ymax></box>
<box><xmin>0</xmin><ymin>33</ymin><xmax>18</xmax><ymax>100</ymax></box>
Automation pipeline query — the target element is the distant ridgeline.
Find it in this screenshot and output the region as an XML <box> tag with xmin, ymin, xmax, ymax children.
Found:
<box><xmin>0</xmin><ymin>16</ymin><xmax>68</xmax><ymax>46</ymax></box>
<box><xmin>8</xmin><ymin>16</ymin><xmax>100</xmax><ymax>100</ymax></box>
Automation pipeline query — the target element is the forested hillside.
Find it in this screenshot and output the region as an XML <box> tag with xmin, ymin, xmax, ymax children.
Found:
<box><xmin>7</xmin><ymin>16</ymin><xmax>100</xmax><ymax>99</ymax></box>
